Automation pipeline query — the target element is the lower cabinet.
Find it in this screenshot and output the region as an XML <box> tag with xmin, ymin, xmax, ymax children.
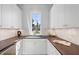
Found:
<box><xmin>1</xmin><ymin>45</ymin><xmax>16</xmax><ymax>55</ymax></box>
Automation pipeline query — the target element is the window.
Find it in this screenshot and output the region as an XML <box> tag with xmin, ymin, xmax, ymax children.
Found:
<box><xmin>32</xmin><ymin>12</ymin><xmax>41</xmax><ymax>35</ymax></box>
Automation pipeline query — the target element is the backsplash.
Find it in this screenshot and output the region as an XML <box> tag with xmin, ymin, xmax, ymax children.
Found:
<box><xmin>48</xmin><ymin>28</ymin><xmax>79</xmax><ymax>45</ymax></box>
<box><xmin>0</xmin><ymin>29</ymin><xmax>17</xmax><ymax>41</ymax></box>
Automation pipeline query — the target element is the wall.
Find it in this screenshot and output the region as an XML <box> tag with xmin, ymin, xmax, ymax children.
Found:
<box><xmin>21</xmin><ymin>6</ymin><xmax>32</xmax><ymax>35</ymax></box>
<box><xmin>21</xmin><ymin>5</ymin><xmax>51</xmax><ymax>35</ymax></box>
<box><xmin>41</xmin><ymin>10</ymin><xmax>50</xmax><ymax>35</ymax></box>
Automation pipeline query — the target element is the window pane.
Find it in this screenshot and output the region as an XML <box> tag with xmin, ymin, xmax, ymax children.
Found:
<box><xmin>32</xmin><ymin>12</ymin><xmax>41</xmax><ymax>35</ymax></box>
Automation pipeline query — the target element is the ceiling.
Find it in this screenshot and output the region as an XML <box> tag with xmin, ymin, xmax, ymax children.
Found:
<box><xmin>17</xmin><ymin>4</ymin><xmax>53</xmax><ymax>11</ymax></box>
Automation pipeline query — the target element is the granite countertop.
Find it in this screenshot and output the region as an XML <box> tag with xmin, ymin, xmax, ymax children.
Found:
<box><xmin>48</xmin><ymin>36</ymin><xmax>79</xmax><ymax>55</ymax></box>
<box><xmin>0</xmin><ymin>36</ymin><xmax>18</xmax><ymax>54</ymax></box>
<box><xmin>1</xmin><ymin>35</ymin><xmax>79</xmax><ymax>55</ymax></box>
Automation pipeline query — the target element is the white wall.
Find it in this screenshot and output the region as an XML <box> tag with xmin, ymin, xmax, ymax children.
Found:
<box><xmin>1</xmin><ymin>4</ymin><xmax>22</xmax><ymax>28</ymax></box>
<box><xmin>41</xmin><ymin>10</ymin><xmax>50</xmax><ymax>35</ymax></box>
<box><xmin>22</xmin><ymin>7</ymin><xmax>32</xmax><ymax>35</ymax></box>
<box><xmin>50</xmin><ymin>4</ymin><xmax>79</xmax><ymax>28</ymax></box>
<box><xmin>21</xmin><ymin>5</ymin><xmax>51</xmax><ymax>35</ymax></box>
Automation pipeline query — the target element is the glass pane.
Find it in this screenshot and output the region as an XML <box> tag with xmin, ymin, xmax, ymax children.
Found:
<box><xmin>32</xmin><ymin>12</ymin><xmax>41</xmax><ymax>35</ymax></box>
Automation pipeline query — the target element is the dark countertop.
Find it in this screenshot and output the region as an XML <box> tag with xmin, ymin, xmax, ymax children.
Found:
<box><xmin>0</xmin><ymin>35</ymin><xmax>79</xmax><ymax>55</ymax></box>
<box><xmin>48</xmin><ymin>36</ymin><xmax>79</xmax><ymax>55</ymax></box>
<box><xmin>0</xmin><ymin>36</ymin><xmax>18</xmax><ymax>54</ymax></box>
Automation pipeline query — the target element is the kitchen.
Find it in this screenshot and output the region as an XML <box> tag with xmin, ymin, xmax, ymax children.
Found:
<box><xmin>0</xmin><ymin>4</ymin><xmax>79</xmax><ymax>55</ymax></box>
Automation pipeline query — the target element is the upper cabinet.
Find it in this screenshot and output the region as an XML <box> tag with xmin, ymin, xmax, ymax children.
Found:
<box><xmin>50</xmin><ymin>4</ymin><xmax>79</xmax><ymax>28</ymax></box>
<box><xmin>50</xmin><ymin>5</ymin><xmax>65</xmax><ymax>28</ymax></box>
<box><xmin>0</xmin><ymin>5</ymin><xmax>2</xmax><ymax>27</ymax></box>
<box><xmin>64</xmin><ymin>5</ymin><xmax>79</xmax><ymax>28</ymax></box>
<box><xmin>0</xmin><ymin>4</ymin><xmax>22</xmax><ymax>28</ymax></box>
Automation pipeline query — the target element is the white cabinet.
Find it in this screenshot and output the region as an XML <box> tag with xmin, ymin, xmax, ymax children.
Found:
<box><xmin>50</xmin><ymin>5</ymin><xmax>65</xmax><ymax>28</ymax></box>
<box><xmin>1</xmin><ymin>45</ymin><xmax>16</xmax><ymax>55</ymax></box>
<box><xmin>0</xmin><ymin>5</ymin><xmax>2</xmax><ymax>27</ymax></box>
<box><xmin>50</xmin><ymin>5</ymin><xmax>79</xmax><ymax>28</ymax></box>
<box><xmin>0</xmin><ymin>4</ymin><xmax>22</xmax><ymax>28</ymax></box>
<box><xmin>16</xmin><ymin>39</ymin><xmax>61</xmax><ymax>55</ymax></box>
<box><xmin>17</xmin><ymin>39</ymin><xmax>47</xmax><ymax>55</ymax></box>
<box><xmin>47</xmin><ymin>40</ymin><xmax>61</xmax><ymax>55</ymax></box>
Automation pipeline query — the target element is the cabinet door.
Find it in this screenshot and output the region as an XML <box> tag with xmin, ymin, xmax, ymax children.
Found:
<box><xmin>0</xmin><ymin>5</ymin><xmax>1</xmax><ymax>27</ymax></box>
<box><xmin>2</xmin><ymin>5</ymin><xmax>12</xmax><ymax>28</ymax></box>
<box><xmin>2</xmin><ymin>5</ymin><xmax>22</xmax><ymax>28</ymax></box>
<box><xmin>1</xmin><ymin>45</ymin><xmax>16</xmax><ymax>55</ymax></box>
